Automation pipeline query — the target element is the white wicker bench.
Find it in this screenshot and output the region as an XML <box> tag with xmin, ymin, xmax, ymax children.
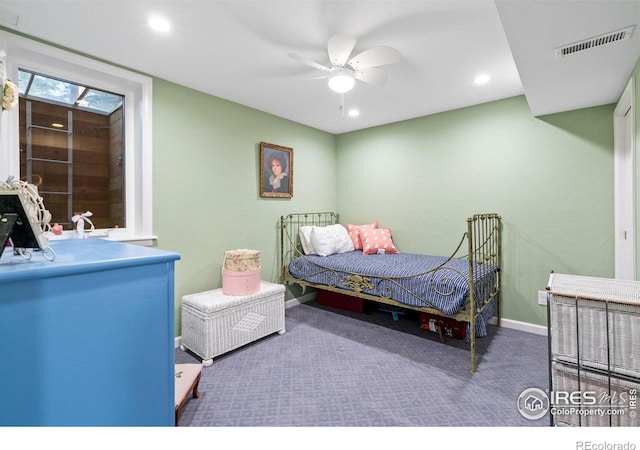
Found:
<box><xmin>180</xmin><ymin>281</ymin><xmax>286</xmax><ymax>366</ymax></box>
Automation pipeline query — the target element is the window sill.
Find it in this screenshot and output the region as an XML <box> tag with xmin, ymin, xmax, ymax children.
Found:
<box><xmin>45</xmin><ymin>230</ymin><xmax>157</xmax><ymax>247</ymax></box>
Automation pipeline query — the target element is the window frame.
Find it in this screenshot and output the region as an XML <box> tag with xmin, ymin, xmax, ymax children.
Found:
<box><xmin>0</xmin><ymin>30</ymin><xmax>154</xmax><ymax>245</ymax></box>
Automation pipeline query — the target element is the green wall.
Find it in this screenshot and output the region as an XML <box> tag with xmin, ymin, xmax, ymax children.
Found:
<box><xmin>153</xmin><ymin>83</ymin><xmax>617</xmax><ymax>331</ymax></box>
<box><xmin>336</xmin><ymin>96</ymin><xmax>615</xmax><ymax>326</ymax></box>
<box><xmin>151</xmin><ymin>79</ymin><xmax>337</xmax><ymax>333</ymax></box>
<box><xmin>2</xmin><ymin>26</ymin><xmax>626</xmax><ymax>333</ymax></box>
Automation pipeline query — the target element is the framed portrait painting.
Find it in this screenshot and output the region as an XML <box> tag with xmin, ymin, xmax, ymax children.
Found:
<box><xmin>260</xmin><ymin>142</ymin><xmax>293</xmax><ymax>198</ymax></box>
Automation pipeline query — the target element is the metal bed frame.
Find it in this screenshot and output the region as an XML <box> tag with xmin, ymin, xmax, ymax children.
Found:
<box><xmin>279</xmin><ymin>212</ymin><xmax>502</xmax><ymax>373</ymax></box>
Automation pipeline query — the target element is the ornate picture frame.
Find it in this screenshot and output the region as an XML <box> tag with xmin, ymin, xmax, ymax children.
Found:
<box><xmin>260</xmin><ymin>142</ymin><xmax>293</xmax><ymax>198</ymax></box>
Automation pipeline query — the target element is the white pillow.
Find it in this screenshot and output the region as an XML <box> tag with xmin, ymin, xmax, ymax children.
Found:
<box><xmin>299</xmin><ymin>226</ymin><xmax>316</xmax><ymax>255</ymax></box>
<box><xmin>309</xmin><ymin>224</ymin><xmax>355</xmax><ymax>257</ymax></box>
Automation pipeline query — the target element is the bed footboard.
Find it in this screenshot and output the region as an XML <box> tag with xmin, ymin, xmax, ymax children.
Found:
<box><xmin>466</xmin><ymin>213</ymin><xmax>502</xmax><ymax>372</ymax></box>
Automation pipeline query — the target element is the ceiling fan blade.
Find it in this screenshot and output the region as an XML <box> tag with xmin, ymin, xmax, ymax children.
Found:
<box><xmin>348</xmin><ymin>46</ymin><xmax>402</xmax><ymax>70</ymax></box>
<box><xmin>327</xmin><ymin>34</ymin><xmax>357</xmax><ymax>66</ymax></box>
<box><xmin>354</xmin><ymin>67</ymin><xmax>388</xmax><ymax>87</ymax></box>
<box><xmin>288</xmin><ymin>53</ymin><xmax>330</xmax><ymax>72</ymax></box>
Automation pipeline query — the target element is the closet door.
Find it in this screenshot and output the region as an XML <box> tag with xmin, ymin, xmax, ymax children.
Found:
<box><xmin>614</xmin><ymin>78</ymin><xmax>636</xmax><ymax>280</ymax></box>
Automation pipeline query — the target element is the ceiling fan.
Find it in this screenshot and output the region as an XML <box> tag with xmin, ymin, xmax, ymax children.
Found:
<box><xmin>288</xmin><ymin>34</ymin><xmax>402</xmax><ymax>94</ymax></box>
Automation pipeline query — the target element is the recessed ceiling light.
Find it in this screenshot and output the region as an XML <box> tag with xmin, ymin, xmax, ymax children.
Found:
<box><xmin>51</xmin><ymin>123</ymin><xmax>64</xmax><ymax>128</ymax></box>
<box><xmin>148</xmin><ymin>16</ymin><xmax>171</xmax><ymax>32</ymax></box>
<box><xmin>348</xmin><ymin>109</ymin><xmax>360</xmax><ymax>117</ymax></box>
<box><xmin>474</xmin><ymin>74</ymin><xmax>490</xmax><ymax>85</ymax></box>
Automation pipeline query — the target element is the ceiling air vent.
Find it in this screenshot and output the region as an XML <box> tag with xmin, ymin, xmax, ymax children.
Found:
<box><xmin>555</xmin><ymin>25</ymin><xmax>635</xmax><ymax>58</ymax></box>
<box><xmin>0</xmin><ymin>5</ymin><xmax>29</xmax><ymax>31</ymax></box>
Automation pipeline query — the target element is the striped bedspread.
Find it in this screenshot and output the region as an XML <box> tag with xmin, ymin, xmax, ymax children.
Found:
<box><xmin>287</xmin><ymin>251</ymin><xmax>498</xmax><ymax>336</ymax></box>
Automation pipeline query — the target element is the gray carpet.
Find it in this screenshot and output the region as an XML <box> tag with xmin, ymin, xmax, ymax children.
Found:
<box><xmin>175</xmin><ymin>300</ymin><xmax>549</xmax><ymax>426</ymax></box>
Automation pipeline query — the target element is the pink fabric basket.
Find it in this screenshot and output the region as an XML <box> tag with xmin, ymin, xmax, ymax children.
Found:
<box><xmin>222</xmin><ymin>268</ymin><xmax>261</xmax><ymax>296</ymax></box>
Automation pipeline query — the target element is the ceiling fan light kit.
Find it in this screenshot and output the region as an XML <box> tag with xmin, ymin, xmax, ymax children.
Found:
<box><xmin>328</xmin><ymin>67</ymin><xmax>356</xmax><ymax>93</ymax></box>
<box><xmin>290</xmin><ymin>33</ymin><xmax>402</xmax><ymax>97</ymax></box>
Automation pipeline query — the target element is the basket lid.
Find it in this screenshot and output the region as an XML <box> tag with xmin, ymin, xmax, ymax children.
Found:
<box><xmin>223</xmin><ymin>249</ymin><xmax>260</xmax><ymax>271</ymax></box>
<box><xmin>547</xmin><ymin>272</ymin><xmax>640</xmax><ymax>305</ymax></box>
<box><xmin>224</xmin><ymin>248</ymin><xmax>260</xmax><ymax>258</ymax></box>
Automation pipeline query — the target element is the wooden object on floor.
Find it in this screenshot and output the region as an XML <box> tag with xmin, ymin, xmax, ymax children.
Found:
<box><xmin>175</xmin><ymin>363</ymin><xmax>203</xmax><ymax>426</ymax></box>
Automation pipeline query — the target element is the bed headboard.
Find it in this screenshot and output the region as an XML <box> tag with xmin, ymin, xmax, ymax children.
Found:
<box><xmin>280</xmin><ymin>212</ymin><xmax>338</xmax><ymax>280</ymax></box>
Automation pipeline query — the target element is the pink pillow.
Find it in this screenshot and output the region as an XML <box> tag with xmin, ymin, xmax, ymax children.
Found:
<box><xmin>346</xmin><ymin>222</ymin><xmax>378</xmax><ymax>250</ymax></box>
<box><xmin>360</xmin><ymin>228</ymin><xmax>399</xmax><ymax>255</ymax></box>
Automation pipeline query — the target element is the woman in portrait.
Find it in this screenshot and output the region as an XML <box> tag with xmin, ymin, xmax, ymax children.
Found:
<box><xmin>263</xmin><ymin>152</ymin><xmax>289</xmax><ymax>194</ymax></box>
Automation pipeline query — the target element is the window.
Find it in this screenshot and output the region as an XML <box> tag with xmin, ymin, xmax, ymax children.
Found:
<box><xmin>18</xmin><ymin>69</ymin><xmax>126</xmax><ymax>230</ymax></box>
<box><xmin>0</xmin><ymin>30</ymin><xmax>154</xmax><ymax>244</ymax></box>
<box><xmin>19</xmin><ymin>69</ymin><xmax>124</xmax><ymax>114</ymax></box>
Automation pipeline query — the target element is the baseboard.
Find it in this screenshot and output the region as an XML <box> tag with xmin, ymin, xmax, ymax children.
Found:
<box><xmin>287</xmin><ymin>292</ymin><xmax>548</xmax><ymax>336</ymax></box>
<box><xmin>284</xmin><ymin>291</ymin><xmax>316</xmax><ymax>309</ymax></box>
<box><xmin>174</xmin><ymin>294</ymin><xmax>547</xmax><ymax>348</ymax></box>
<box><xmin>288</xmin><ymin>293</ymin><xmax>547</xmax><ymax>336</ymax></box>
<box><xmin>286</xmin><ymin>292</ymin><xmax>548</xmax><ymax>336</ymax></box>
<box><xmin>491</xmin><ymin>317</ymin><xmax>547</xmax><ymax>336</ymax></box>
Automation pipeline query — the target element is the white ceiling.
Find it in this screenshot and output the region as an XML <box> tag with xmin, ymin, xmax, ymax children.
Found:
<box><xmin>0</xmin><ymin>0</ymin><xmax>639</xmax><ymax>134</ymax></box>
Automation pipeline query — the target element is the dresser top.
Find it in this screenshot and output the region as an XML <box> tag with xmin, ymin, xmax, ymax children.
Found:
<box><xmin>0</xmin><ymin>238</ymin><xmax>180</xmax><ymax>283</ymax></box>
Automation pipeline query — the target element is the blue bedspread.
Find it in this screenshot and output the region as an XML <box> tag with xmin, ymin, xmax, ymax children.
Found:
<box><xmin>287</xmin><ymin>251</ymin><xmax>499</xmax><ymax>336</ymax></box>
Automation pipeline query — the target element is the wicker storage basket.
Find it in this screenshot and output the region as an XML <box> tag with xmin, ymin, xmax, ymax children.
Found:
<box><xmin>548</xmin><ymin>273</ymin><xmax>640</xmax><ymax>378</ymax></box>
<box><xmin>181</xmin><ymin>281</ymin><xmax>285</xmax><ymax>366</ymax></box>
<box><xmin>551</xmin><ymin>362</ymin><xmax>639</xmax><ymax>427</ymax></box>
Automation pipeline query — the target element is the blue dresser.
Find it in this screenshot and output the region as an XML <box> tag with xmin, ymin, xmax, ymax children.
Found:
<box><xmin>0</xmin><ymin>238</ymin><xmax>180</xmax><ymax>426</ymax></box>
